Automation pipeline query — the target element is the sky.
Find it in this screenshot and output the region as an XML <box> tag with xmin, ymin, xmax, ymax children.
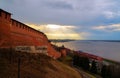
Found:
<box><xmin>0</xmin><ymin>0</ymin><xmax>120</xmax><ymax>40</ymax></box>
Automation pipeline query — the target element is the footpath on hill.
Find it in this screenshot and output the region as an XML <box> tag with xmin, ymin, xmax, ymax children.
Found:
<box><xmin>73</xmin><ymin>66</ymin><xmax>102</xmax><ymax>78</ymax></box>
<box><xmin>59</xmin><ymin>56</ymin><xmax>102</xmax><ymax>78</ymax></box>
<box><xmin>0</xmin><ymin>51</ymin><xmax>82</xmax><ymax>78</ymax></box>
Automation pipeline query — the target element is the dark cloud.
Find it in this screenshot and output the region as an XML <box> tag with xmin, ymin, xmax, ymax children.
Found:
<box><xmin>0</xmin><ymin>0</ymin><xmax>116</xmax><ymax>26</ymax></box>
<box><xmin>43</xmin><ymin>1</ymin><xmax>73</xmax><ymax>10</ymax></box>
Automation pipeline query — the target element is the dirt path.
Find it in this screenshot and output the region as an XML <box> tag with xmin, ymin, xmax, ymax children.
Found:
<box><xmin>74</xmin><ymin>67</ymin><xmax>95</xmax><ymax>78</ymax></box>
<box><xmin>73</xmin><ymin>66</ymin><xmax>102</xmax><ymax>78</ymax></box>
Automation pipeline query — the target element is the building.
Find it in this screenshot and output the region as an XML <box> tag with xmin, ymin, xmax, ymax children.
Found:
<box><xmin>77</xmin><ymin>51</ymin><xmax>103</xmax><ymax>61</ymax></box>
<box><xmin>0</xmin><ymin>9</ymin><xmax>61</xmax><ymax>59</ymax></box>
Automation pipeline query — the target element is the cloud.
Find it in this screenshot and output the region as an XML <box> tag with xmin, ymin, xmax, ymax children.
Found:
<box><xmin>92</xmin><ymin>23</ymin><xmax>120</xmax><ymax>32</ymax></box>
<box><xmin>43</xmin><ymin>0</ymin><xmax>73</xmax><ymax>10</ymax></box>
<box><xmin>92</xmin><ymin>26</ymin><xmax>107</xmax><ymax>30</ymax></box>
<box><xmin>26</xmin><ymin>23</ymin><xmax>90</xmax><ymax>40</ymax></box>
<box><xmin>0</xmin><ymin>0</ymin><xmax>117</xmax><ymax>26</ymax></box>
<box><xmin>103</xmin><ymin>11</ymin><xmax>120</xmax><ymax>19</ymax></box>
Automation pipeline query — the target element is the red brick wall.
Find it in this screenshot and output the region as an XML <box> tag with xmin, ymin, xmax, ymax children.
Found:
<box><xmin>47</xmin><ymin>43</ymin><xmax>61</xmax><ymax>58</ymax></box>
<box><xmin>61</xmin><ymin>49</ymin><xmax>67</xmax><ymax>57</ymax></box>
<box><xmin>0</xmin><ymin>9</ymin><xmax>61</xmax><ymax>58</ymax></box>
<box><xmin>0</xmin><ymin>10</ymin><xmax>11</xmax><ymax>48</ymax></box>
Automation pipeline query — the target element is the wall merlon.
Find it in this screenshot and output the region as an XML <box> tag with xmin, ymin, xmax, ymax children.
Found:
<box><xmin>0</xmin><ymin>9</ymin><xmax>11</xmax><ymax>21</ymax></box>
<box><xmin>0</xmin><ymin>8</ymin><xmax>61</xmax><ymax>59</ymax></box>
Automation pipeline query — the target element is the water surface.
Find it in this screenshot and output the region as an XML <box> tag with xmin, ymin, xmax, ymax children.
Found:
<box><xmin>57</xmin><ymin>40</ymin><xmax>120</xmax><ymax>62</ymax></box>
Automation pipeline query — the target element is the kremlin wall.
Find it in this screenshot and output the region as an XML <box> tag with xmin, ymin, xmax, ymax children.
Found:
<box><xmin>0</xmin><ymin>9</ymin><xmax>61</xmax><ymax>59</ymax></box>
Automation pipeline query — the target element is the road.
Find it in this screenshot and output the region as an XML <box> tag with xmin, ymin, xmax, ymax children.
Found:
<box><xmin>73</xmin><ymin>66</ymin><xmax>102</xmax><ymax>78</ymax></box>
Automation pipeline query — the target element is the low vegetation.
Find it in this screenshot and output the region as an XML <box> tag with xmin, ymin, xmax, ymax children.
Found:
<box><xmin>73</xmin><ymin>54</ymin><xmax>120</xmax><ymax>78</ymax></box>
<box><xmin>0</xmin><ymin>50</ymin><xmax>82</xmax><ymax>78</ymax></box>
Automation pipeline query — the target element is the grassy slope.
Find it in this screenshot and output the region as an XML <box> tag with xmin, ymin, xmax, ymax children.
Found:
<box><xmin>59</xmin><ymin>56</ymin><xmax>97</xmax><ymax>78</ymax></box>
<box><xmin>0</xmin><ymin>51</ymin><xmax>82</xmax><ymax>78</ymax></box>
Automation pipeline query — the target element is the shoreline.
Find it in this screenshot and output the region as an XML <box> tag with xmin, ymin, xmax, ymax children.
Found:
<box><xmin>54</xmin><ymin>40</ymin><xmax>120</xmax><ymax>64</ymax></box>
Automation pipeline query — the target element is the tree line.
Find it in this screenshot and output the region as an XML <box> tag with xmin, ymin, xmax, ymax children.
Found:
<box><xmin>73</xmin><ymin>55</ymin><xmax>120</xmax><ymax>78</ymax></box>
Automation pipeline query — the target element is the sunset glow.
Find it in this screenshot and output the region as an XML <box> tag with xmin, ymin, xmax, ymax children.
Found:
<box><xmin>46</xmin><ymin>24</ymin><xmax>61</xmax><ymax>29</ymax></box>
<box><xmin>27</xmin><ymin>23</ymin><xmax>85</xmax><ymax>40</ymax></box>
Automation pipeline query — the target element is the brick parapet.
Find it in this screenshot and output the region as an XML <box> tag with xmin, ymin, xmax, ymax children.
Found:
<box><xmin>0</xmin><ymin>9</ymin><xmax>61</xmax><ymax>59</ymax></box>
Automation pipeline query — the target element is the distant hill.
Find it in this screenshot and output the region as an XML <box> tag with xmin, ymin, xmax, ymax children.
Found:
<box><xmin>0</xmin><ymin>51</ymin><xmax>82</xmax><ymax>78</ymax></box>
<box><xmin>79</xmin><ymin>40</ymin><xmax>120</xmax><ymax>42</ymax></box>
<box><xmin>50</xmin><ymin>39</ymin><xmax>120</xmax><ymax>43</ymax></box>
<box><xmin>49</xmin><ymin>39</ymin><xmax>76</xmax><ymax>42</ymax></box>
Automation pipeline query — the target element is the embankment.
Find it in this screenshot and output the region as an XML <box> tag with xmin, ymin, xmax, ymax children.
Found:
<box><xmin>0</xmin><ymin>50</ymin><xmax>82</xmax><ymax>78</ymax></box>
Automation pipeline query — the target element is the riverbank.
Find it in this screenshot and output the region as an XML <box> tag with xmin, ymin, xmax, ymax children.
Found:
<box><xmin>56</xmin><ymin>40</ymin><xmax>120</xmax><ymax>62</ymax></box>
<box><xmin>52</xmin><ymin>40</ymin><xmax>120</xmax><ymax>78</ymax></box>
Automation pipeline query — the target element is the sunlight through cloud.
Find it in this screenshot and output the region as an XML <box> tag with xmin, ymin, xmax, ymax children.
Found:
<box><xmin>92</xmin><ymin>24</ymin><xmax>120</xmax><ymax>32</ymax></box>
<box><xmin>26</xmin><ymin>23</ymin><xmax>85</xmax><ymax>40</ymax></box>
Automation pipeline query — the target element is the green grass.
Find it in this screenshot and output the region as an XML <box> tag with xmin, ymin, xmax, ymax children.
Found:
<box><xmin>58</xmin><ymin>55</ymin><xmax>73</xmax><ymax>65</ymax></box>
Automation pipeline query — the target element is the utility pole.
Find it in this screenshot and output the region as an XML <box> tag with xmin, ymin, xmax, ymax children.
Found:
<box><xmin>18</xmin><ymin>57</ymin><xmax>21</xmax><ymax>78</ymax></box>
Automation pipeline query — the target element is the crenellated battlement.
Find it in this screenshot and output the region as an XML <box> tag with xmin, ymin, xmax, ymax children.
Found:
<box><xmin>0</xmin><ymin>9</ymin><xmax>11</xmax><ymax>22</ymax></box>
<box><xmin>0</xmin><ymin>9</ymin><xmax>61</xmax><ymax>59</ymax></box>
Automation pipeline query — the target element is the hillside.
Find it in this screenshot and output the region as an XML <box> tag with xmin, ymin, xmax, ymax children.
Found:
<box><xmin>0</xmin><ymin>51</ymin><xmax>82</xmax><ymax>78</ymax></box>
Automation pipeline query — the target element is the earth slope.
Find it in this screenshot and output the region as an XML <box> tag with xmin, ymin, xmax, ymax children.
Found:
<box><xmin>0</xmin><ymin>51</ymin><xmax>82</xmax><ymax>78</ymax></box>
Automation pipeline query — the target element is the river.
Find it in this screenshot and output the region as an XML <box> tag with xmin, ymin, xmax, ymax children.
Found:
<box><xmin>56</xmin><ymin>40</ymin><xmax>120</xmax><ymax>62</ymax></box>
